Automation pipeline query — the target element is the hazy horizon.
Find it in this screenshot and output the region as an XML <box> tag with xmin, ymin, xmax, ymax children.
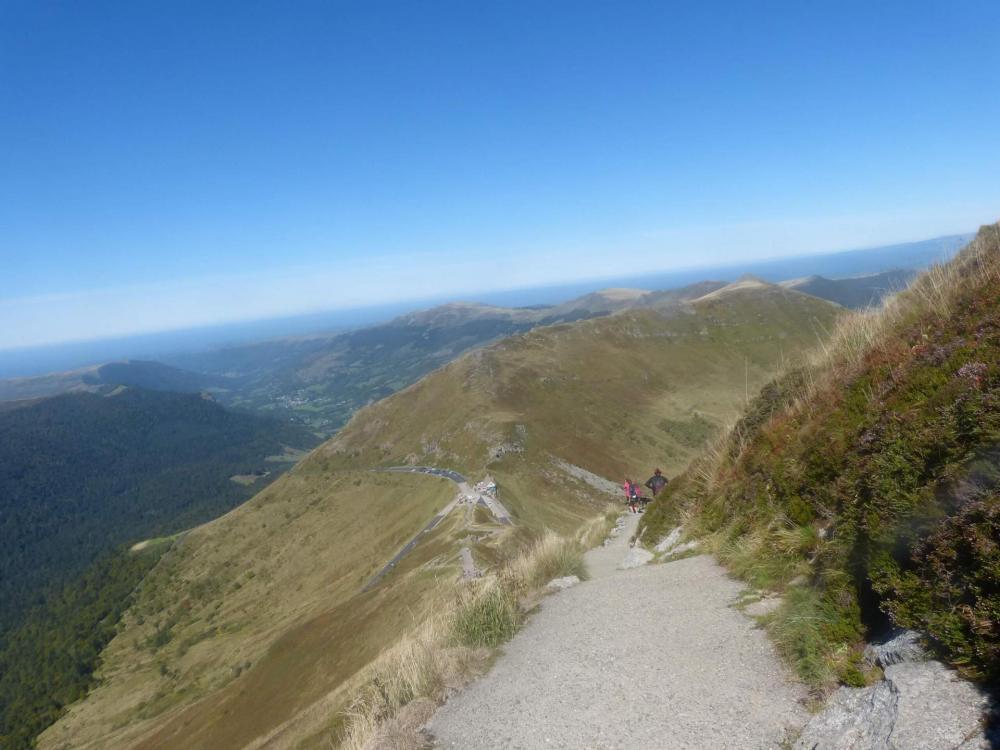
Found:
<box><xmin>0</xmin><ymin>230</ymin><xmax>972</xmax><ymax>379</ymax></box>
<box><xmin>4</xmin><ymin>3</ymin><xmax>1000</xmax><ymax>352</ymax></box>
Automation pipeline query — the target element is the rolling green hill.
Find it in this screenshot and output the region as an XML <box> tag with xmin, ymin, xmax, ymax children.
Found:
<box><xmin>39</xmin><ymin>281</ymin><xmax>839</xmax><ymax>750</ymax></box>
<box><xmin>2</xmin><ymin>287</ymin><xmax>704</xmax><ymax>435</ymax></box>
<box><xmin>162</xmin><ymin>284</ymin><xmax>726</xmax><ymax>434</ymax></box>
<box><xmin>641</xmin><ymin>222</ymin><xmax>1000</xmax><ymax>689</ymax></box>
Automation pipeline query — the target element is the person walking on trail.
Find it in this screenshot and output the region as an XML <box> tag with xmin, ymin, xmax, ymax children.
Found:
<box><xmin>645</xmin><ymin>468</ymin><xmax>669</xmax><ymax>497</ymax></box>
<box><xmin>623</xmin><ymin>479</ymin><xmax>640</xmax><ymax>513</ymax></box>
<box><xmin>630</xmin><ymin>481</ymin><xmax>647</xmax><ymax>512</ymax></box>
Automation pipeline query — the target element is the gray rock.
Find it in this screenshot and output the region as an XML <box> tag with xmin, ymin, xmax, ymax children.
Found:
<box><xmin>794</xmin><ymin>660</ymin><xmax>992</xmax><ymax>750</ymax></box>
<box><xmin>794</xmin><ymin>682</ymin><xmax>896</xmax><ymax>750</ymax></box>
<box><xmin>551</xmin><ymin>458</ymin><xmax>621</xmax><ymax>496</ymax></box>
<box><xmin>544</xmin><ymin>575</ymin><xmax>580</xmax><ymax>592</ymax></box>
<box><xmin>669</xmin><ymin>540</ymin><xmax>700</xmax><ymax>556</ymax></box>
<box><xmin>743</xmin><ymin>595</ymin><xmax>783</xmax><ymax>618</ymax></box>
<box><xmin>864</xmin><ymin>629</ymin><xmax>927</xmax><ymax>668</ymax></box>
<box><xmin>620</xmin><ymin>546</ymin><xmax>654</xmax><ymax>569</ymax></box>
<box><xmin>886</xmin><ymin>661</ymin><xmax>991</xmax><ymax>750</ymax></box>
<box><xmin>654</xmin><ymin>527</ymin><xmax>683</xmax><ymax>553</ymax></box>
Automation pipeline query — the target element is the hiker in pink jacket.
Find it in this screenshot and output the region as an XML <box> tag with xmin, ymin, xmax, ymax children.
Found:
<box><xmin>623</xmin><ymin>479</ymin><xmax>640</xmax><ymax>513</ymax></box>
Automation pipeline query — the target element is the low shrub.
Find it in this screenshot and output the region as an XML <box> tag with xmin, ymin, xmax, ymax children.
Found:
<box><xmin>876</xmin><ymin>489</ymin><xmax>1000</xmax><ymax>683</ymax></box>
<box><xmin>451</xmin><ymin>577</ymin><xmax>519</xmax><ymax>648</ymax></box>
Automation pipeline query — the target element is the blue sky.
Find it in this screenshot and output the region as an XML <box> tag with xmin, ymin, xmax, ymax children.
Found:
<box><xmin>2</xmin><ymin>1</ymin><xmax>1000</xmax><ymax>349</ymax></box>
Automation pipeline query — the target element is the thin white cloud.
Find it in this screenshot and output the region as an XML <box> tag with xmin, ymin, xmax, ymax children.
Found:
<box><xmin>1</xmin><ymin>207</ymin><xmax>991</xmax><ymax>350</ymax></box>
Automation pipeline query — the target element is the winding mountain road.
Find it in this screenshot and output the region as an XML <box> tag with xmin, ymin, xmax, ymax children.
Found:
<box><xmin>362</xmin><ymin>466</ymin><xmax>514</xmax><ymax>591</ymax></box>
<box><xmin>426</xmin><ymin>513</ymin><xmax>808</xmax><ymax>749</ymax></box>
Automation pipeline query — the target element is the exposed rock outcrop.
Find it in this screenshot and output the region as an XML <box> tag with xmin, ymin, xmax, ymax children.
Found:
<box><xmin>654</xmin><ymin>527</ymin><xmax>683</xmax><ymax>553</ymax></box>
<box><xmin>794</xmin><ymin>661</ymin><xmax>992</xmax><ymax>750</ymax></box>
<box><xmin>863</xmin><ymin>629</ymin><xmax>927</xmax><ymax>668</ymax></box>
<box><xmin>668</xmin><ymin>540</ymin><xmax>699</xmax><ymax>556</ymax></box>
<box><xmin>794</xmin><ymin>680</ymin><xmax>897</xmax><ymax>750</ymax></box>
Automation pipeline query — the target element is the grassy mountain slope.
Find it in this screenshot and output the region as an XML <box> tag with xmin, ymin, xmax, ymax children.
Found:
<box><xmin>780</xmin><ymin>268</ymin><xmax>916</xmax><ymax>309</ymax></box>
<box><xmin>159</xmin><ymin>283</ymin><xmax>727</xmax><ymax>435</ymax></box>
<box><xmin>41</xmin><ymin>284</ymin><xmax>839</xmax><ymax>750</ymax></box>
<box><xmin>641</xmin><ymin>223</ymin><xmax>999</xmax><ymax>689</ymax></box>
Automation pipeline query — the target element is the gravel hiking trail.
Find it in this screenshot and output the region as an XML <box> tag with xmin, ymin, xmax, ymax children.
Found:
<box><xmin>426</xmin><ymin>513</ymin><xmax>808</xmax><ymax>749</ymax></box>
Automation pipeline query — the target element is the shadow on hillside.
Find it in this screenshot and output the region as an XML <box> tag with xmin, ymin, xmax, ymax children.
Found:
<box><xmin>987</xmin><ymin>699</ymin><xmax>999</xmax><ymax>748</ymax></box>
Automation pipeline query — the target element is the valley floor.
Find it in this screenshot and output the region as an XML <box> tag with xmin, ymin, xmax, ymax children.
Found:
<box><xmin>425</xmin><ymin>513</ymin><xmax>808</xmax><ymax>749</ymax></box>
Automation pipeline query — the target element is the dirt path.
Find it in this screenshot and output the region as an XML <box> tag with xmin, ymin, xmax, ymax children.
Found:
<box><xmin>426</xmin><ymin>513</ymin><xmax>808</xmax><ymax>749</ymax></box>
<box><xmin>459</xmin><ymin>546</ymin><xmax>480</xmax><ymax>579</ymax></box>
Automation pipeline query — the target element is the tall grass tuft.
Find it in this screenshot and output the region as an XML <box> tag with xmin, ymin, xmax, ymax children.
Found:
<box><xmin>506</xmin><ymin>531</ymin><xmax>588</xmax><ymax>592</ymax></box>
<box><xmin>451</xmin><ymin>577</ymin><xmax>519</xmax><ymax>648</ymax></box>
<box><xmin>335</xmin><ymin>511</ymin><xmax>616</xmax><ymax>749</ymax></box>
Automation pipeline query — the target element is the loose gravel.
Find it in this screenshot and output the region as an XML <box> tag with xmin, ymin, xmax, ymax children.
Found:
<box><xmin>426</xmin><ymin>514</ymin><xmax>807</xmax><ymax>749</ymax></box>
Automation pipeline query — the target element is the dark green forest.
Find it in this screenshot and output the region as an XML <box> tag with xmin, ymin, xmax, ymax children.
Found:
<box><xmin>0</xmin><ymin>545</ymin><xmax>166</xmax><ymax>749</ymax></box>
<box><xmin>0</xmin><ymin>387</ymin><xmax>318</xmax><ymax>635</ymax></box>
<box><xmin>0</xmin><ymin>387</ymin><xmax>318</xmax><ymax>746</ymax></box>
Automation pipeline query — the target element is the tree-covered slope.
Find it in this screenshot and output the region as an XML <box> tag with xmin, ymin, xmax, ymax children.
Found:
<box><xmin>0</xmin><ymin>543</ymin><xmax>168</xmax><ymax>750</ymax></box>
<box><xmin>641</xmin><ymin>223</ymin><xmax>999</xmax><ymax>688</ymax></box>
<box><xmin>0</xmin><ymin>387</ymin><xmax>319</xmax><ymax>636</ymax></box>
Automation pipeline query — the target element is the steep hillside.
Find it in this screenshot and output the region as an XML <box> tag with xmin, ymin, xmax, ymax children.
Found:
<box><xmin>40</xmin><ymin>284</ymin><xmax>839</xmax><ymax>750</ymax></box>
<box><xmin>780</xmin><ymin>268</ymin><xmax>916</xmax><ymax>309</ymax></box>
<box><xmin>641</xmin><ymin>224</ymin><xmax>999</xmax><ymax>689</ymax></box>
<box><xmin>0</xmin><ymin>388</ymin><xmax>319</xmax><ymax>636</ymax></box>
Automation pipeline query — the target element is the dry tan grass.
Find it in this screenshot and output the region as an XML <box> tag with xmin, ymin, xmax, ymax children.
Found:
<box><xmin>336</xmin><ymin>512</ymin><xmax>618</xmax><ymax>750</ymax></box>
<box><xmin>337</xmin><ymin>610</ymin><xmax>488</xmax><ymax>750</ymax></box>
<box><xmin>804</xmin><ymin>225</ymin><xmax>1000</xmax><ymax>397</ymax></box>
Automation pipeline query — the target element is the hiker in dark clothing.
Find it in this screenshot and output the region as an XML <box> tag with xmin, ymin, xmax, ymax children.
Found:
<box><xmin>645</xmin><ymin>468</ymin><xmax>668</xmax><ymax>497</ymax></box>
<box><xmin>630</xmin><ymin>481</ymin><xmax>644</xmax><ymax>512</ymax></box>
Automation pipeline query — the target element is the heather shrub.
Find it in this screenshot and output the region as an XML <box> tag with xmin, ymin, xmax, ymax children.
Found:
<box><xmin>640</xmin><ymin>223</ymin><xmax>1000</xmax><ymax>687</ymax></box>
<box><xmin>876</xmin><ymin>489</ymin><xmax>1000</xmax><ymax>683</ymax></box>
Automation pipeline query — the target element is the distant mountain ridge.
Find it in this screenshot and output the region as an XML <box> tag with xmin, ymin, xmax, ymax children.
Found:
<box><xmin>0</xmin><ymin>232</ymin><xmax>971</xmax><ymax>382</ymax></box>
<box><xmin>156</xmin><ymin>281</ymin><xmax>725</xmax><ymax>433</ymax></box>
<box><xmin>0</xmin><ymin>360</ymin><xmax>222</xmax><ymax>404</ymax></box>
<box><xmin>0</xmin><ymin>233</ymin><xmax>968</xmax><ymax>436</ymax></box>
<box><xmin>779</xmin><ymin>268</ymin><xmax>916</xmax><ymax>308</ymax></box>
